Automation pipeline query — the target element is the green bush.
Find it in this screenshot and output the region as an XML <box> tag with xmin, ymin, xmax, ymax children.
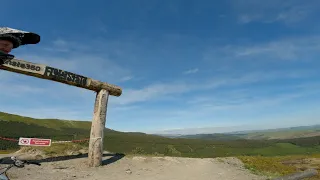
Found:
<box><xmin>164</xmin><ymin>145</ymin><xmax>182</xmax><ymax>156</ymax></box>
<box><xmin>131</xmin><ymin>147</ymin><xmax>145</xmax><ymax>154</ymax></box>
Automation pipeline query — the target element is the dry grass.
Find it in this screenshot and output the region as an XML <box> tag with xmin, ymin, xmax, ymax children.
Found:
<box><xmin>40</xmin><ymin>143</ymin><xmax>88</xmax><ymax>156</ymax></box>
<box><xmin>0</xmin><ymin>150</ymin><xmax>15</xmax><ymax>154</ymax></box>
<box><xmin>238</xmin><ymin>154</ymin><xmax>320</xmax><ymax>180</ymax></box>
<box><xmin>15</xmin><ymin>143</ymin><xmax>88</xmax><ymax>158</ymax></box>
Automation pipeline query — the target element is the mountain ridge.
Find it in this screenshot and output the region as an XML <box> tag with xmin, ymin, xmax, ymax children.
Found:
<box><xmin>160</xmin><ymin>124</ymin><xmax>320</xmax><ymax>140</ymax></box>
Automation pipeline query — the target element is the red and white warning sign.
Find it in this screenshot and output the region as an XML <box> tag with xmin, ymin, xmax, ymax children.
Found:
<box><xmin>18</xmin><ymin>137</ymin><xmax>51</xmax><ymax>146</ymax></box>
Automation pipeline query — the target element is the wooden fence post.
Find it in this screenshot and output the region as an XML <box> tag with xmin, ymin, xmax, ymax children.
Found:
<box><xmin>88</xmin><ymin>89</ymin><xmax>109</xmax><ymax>167</ymax></box>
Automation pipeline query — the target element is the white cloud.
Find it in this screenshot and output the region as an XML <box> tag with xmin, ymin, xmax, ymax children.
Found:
<box><xmin>273</xmin><ymin>7</ymin><xmax>310</xmax><ymax>23</ymax></box>
<box><xmin>42</xmin><ymin>39</ymin><xmax>70</xmax><ymax>53</ymax></box>
<box><xmin>109</xmin><ymin>68</ymin><xmax>316</xmax><ymax>106</ymax></box>
<box><xmin>119</xmin><ymin>76</ymin><xmax>134</xmax><ymax>82</ymax></box>
<box><xmin>204</xmin><ymin>36</ymin><xmax>320</xmax><ymax>62</ymax></box>
<box><xmin>238</xmin><ymin>14</ymin><xmax>261</xmax><ymax>24</ymax></box>
<box><xmin>110</xmin><ymin>82</ymin><xmax>190</xmax><ymax>105</ymax></box>
<box><xmin>199</xmin><ymin>93</ymin><xmax>303</xmax><ymax>112</ymax></box>
<box><xmin>17</xmin><ymin>49</ymin><xmax>133</xmax><ymax>84</ymax></box>
<box><xmin>183</xmin><ymin>68</ymin><xmax>199</xmax><ymax>74</ymax></box>
<box><xmin>231</xmin><ymin>0</ymin><xmax>320</xmax><ymax>24</ymax></box>
<box><xmin>41</xmin><ymin>36</ymin><xmax>117</xmax><ymax>55</ymax></box>
<box><xmin>0</xmin><ymin>82</ymin><xmax>44</xmax><ymax>96</ymax></box>
<box><xmin>53</xmin><ymin>39</ymin><xmax>68</xmax><ymax>47</ymax></box>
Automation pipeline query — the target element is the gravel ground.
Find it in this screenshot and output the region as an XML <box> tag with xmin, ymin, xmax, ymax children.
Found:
<box><xmin>0</xmin><ymin>154</ymin><xmax>267</xmax><ymax>180</ymax></box>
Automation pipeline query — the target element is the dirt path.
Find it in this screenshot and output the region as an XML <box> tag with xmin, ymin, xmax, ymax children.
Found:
<box><xmin>1</xmin><ymin>154</ymin><xmax>266</xmax><ymax>180</ymax></box>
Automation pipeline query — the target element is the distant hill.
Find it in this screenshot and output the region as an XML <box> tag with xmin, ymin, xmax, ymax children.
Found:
<box><xmin>1</xmin><ymin>111</ymin><xmax>320</xmax><ymax>158</ymax></box>
<box><xmin>167</xmin><ymin>133</ymin><xmax>244</xmax><ymax>141</ymax></box>
<box><xmin>0</xmin><ymin>111</ymin><xmax>156</xmax><ymax>136</ymax></box>
<box><xmin>0</xmin><ymin>111</ymin><xmax>98</xmax><ymax>131</ymax></box>
<box><xmin>227</xmin><ymin>125</ymin><xmax>320</xmax><ymax>134</ymax></box>
<box><xmin>170</xmin><ymin>124</ymin><xmax>320</xmax><ymax>140</ymax></box>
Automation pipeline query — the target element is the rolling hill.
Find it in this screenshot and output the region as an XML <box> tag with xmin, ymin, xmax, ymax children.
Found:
<box><xmin>166</xmin><ymin>125</ymin><xmax>320</xmax><ymax>140</ymax></box>
<box><xmin>1</xmin><ymin>111</ymin><xmax>320</xmax><ymax>159</ymax></box>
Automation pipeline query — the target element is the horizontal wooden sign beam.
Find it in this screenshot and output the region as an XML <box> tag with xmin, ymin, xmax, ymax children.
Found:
<box><xmin>0</xmin><ymin>58</ymin><xmax>122</xmax><ymax>96</ymax></box>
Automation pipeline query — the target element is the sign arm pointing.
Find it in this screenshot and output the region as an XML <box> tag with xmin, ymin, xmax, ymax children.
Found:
<box><xmin>0</xmin><ymin>58</ymin><xmax>122</xmax><ymax>96</ymax></box>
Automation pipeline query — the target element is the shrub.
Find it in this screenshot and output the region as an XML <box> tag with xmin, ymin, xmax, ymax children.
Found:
<box><xmin>164</xmin><ymin>145</ymin><xmax>181</xmax><ymax>156</ymax></box>
<box><xmin>131</xmin><ymin>147</ymin><xmax>145</xmax><ymax>154</ymax></box>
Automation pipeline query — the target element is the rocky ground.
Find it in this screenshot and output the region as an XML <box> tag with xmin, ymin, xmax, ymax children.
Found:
<box><xmin>0</xmin><ymin>152</ymin><xmax>267</xmax><ymax>180</ymax></box>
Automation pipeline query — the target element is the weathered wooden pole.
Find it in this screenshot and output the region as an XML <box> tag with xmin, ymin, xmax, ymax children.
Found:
<box><xmin>88</xmin><ymin>89</ymin><xmax>109</xmax><ymax>167</ymax></box>
<box><xmin>0</xmin><ymin>58</ymin><xmax>122</xmax><ymax>167</ymax></box>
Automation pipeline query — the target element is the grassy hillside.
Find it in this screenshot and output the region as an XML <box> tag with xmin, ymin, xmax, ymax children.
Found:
<box><xmin>0</xmin><ymin>111</ymin><xmax>93</xmax><ymax>130</ymax></box>
<box><xmin>238</xmin><ymin>154</ymin><xmax>320</xmax><ymax>179</ymax></box>
<box><xmin>1</xmin><ymin>111</ymin><xmax>320</xmax><ymax>158</ymax></box>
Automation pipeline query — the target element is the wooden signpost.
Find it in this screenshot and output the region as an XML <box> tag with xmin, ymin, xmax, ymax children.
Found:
<box><xmin>0</xmin><ymin>58</ymin><xmax>122</xmax><ymax>167</ymax></box>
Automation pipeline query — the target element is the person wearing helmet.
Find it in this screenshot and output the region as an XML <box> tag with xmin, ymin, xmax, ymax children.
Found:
<box><xmin>0</xmin><ymin>27</ymin><xmax>40</xmax><ymax>65</ymax></box>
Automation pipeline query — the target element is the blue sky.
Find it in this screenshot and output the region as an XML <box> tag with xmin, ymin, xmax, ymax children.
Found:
<box><xmin>1</xmin><ymin>0</ymin><xmax>320</xmax><ymax>134</ymax></box>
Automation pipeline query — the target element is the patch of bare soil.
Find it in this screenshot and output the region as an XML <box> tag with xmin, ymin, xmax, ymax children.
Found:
<box><xmin>1</xmin><ymin>153</ymin><xmax>267</xmax><ymax>180</ymax></box>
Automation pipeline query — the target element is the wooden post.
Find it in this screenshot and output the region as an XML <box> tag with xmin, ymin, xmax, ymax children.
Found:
<box><xmin>88</xmin><ymin>89</ymin><xmax>109</xmax><ymax>167</ymax></box>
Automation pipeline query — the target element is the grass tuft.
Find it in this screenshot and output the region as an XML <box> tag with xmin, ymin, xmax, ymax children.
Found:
<box><xmin>238</xmin><ymin>154</ymin><xmax>320</xmax><ymax>180</ymax></box>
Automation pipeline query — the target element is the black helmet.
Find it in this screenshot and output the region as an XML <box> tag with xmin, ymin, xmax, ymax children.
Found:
<box><xmin>0</xmin><ymin>27</ymin><xmax>40</xmax><ymax>49</ymax></box>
